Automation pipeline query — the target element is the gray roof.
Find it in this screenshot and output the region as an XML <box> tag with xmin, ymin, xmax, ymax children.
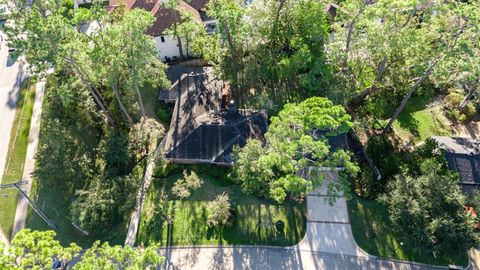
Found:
<box><xmin>158</xmin><ymin>66</ymin><xmax>209</xmax><ymax>103</ymax></box>
<box><xmin>432</xmin><ymin>136</ymin><xmax>480</xmax><ymax>155</ymax></box>
<box><xmin>163</xmin><ymin>69</ymin><xmax>268</xmax><ymax>165</ymax></box>
<box><xmin>433</xmin><ymin>136</ymin><xmax>480</xmax><ymax>189</ymax></box>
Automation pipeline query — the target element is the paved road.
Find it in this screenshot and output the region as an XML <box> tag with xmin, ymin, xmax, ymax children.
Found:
<box><xmin>0</xmin><ymin>30</ymin><xmax>25</xmax><ymax>245</ymax></box>
<box><xmin>0</xmin><ymin>31</ymin><xmax>24</xmax><ymax>183</ymax></box>
<box><xmin>11</xmin><ymin>80</ymin><xmax>45</xmax><ymax>238</ymax></box>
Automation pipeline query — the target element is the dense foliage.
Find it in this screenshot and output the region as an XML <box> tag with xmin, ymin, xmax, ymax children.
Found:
<box><xmin>0</xmin><ymin>229</ymin><xmax>164</xmax><ymax>269</ymax></box>
<box><xmin>232</xmin><ymin>97</ymin><xmax>359</xmax><ymax>202</ymax></box>
<box><xmin>4</xmin><ymin>0</ymin><xmax>170</xmax><ymax>235</ymax></box>
<box><xmin>381</xmin><ymin>159</ymin><xmax>480</xmax><ymax>256</ymax></box>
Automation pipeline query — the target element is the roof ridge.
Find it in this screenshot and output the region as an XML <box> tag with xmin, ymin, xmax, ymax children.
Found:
<box><xmin>211</xmin><ymin>133</ymin><xmax>241</xmax><ymax>163</ymax></box>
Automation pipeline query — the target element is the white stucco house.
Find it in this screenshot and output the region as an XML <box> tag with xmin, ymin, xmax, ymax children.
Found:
<box><xmin>105</xmin><ymin>0</ymin><xmax>215</xmax><ymax>62</ymax></box>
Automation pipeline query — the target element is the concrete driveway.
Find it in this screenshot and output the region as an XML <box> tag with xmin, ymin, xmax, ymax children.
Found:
<box><xmin>159</xmin><ymin>172</ymin><xmax>450</xmax><ymax>270</ymax></box>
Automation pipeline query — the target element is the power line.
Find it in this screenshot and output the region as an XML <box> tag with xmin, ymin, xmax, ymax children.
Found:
<box><xmin>0</xmin><ymin>180</ymin><xmax>58</xmax><ymax>230</ymax></box>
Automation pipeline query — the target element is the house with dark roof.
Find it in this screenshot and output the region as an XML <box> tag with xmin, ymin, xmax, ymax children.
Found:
<box><xmin>162</xmin><ymin>68</ymin><xmax>268</xmax><ymax>165</ymax></box>
<box><xmin>105</xmin><ymin>0</ymin><xmax>215</xmax><ymax>62</ymax></box>
<box><xmin>433</xmin><ymin>136</ymin><xmax>480</xmax><ymax>192</ymax></box>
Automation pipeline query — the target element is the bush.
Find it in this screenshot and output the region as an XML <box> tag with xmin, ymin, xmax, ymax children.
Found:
<box><xmin>366</xmin><ymin>136</ymin><xmax>400</xmax><ymax>180</ymax></box>
<box><xmin>207</xmin><ymin>193</ymin><xmax>232</xmax><ymax>228</ymax></box>
<box><xmin>444</xmin><ymin>89</ymin><xmax>476</xmax><ymax>122</ymax></box>
<box><xmin>156</xmin><ymin>105</ymin><xmax>171</xmax><ymax>123</ymax></box>
<box><xmin>224</xmin><ymin>208</ymin><xmax>237</xmax><ymax>229</ymax></box>
<box><xmin>170</xmin><ymin>164</ymin><xmax>233</xmax><ymax>186</ymax></box>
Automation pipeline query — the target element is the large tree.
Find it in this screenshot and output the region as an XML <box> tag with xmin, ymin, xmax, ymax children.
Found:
<box><xmin>0</xmin><ymin>229</ymin><xmax>164</xmax><ymax>269</ymax></box>
<box><xmin>0</xmin><ymin>229</ymin><xmax>80</xmax><ymax>269</ymax></box>
<box><xmin>326</xmin><ymin>0</ymin><xmax>478</xmax><ymax>133</ymax></box>
<box><xmin>199</xmin><ymin>0</ymin><xmax>333</xmax><ymax>107</ymax></box>
<box><xmin>382</xmin><ymin>159</ymin><xmax>480</xmax><ymax>256</ymax></box>
<box><xmin>232</xmin><ymin>97</ymin><xmax>359</xmax><ymax>202</ymax></box>
<box><xmin>3</xmin><ymin>0</ymin><xmax>169</xmax><ymax>127</ymax></box>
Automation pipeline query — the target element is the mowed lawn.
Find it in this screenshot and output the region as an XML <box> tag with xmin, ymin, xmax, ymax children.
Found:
<box><xmin>347</xmin><ymin>195</ymin><xmax>468</xmax><ymax>267</ymax></box>
<box><xmin>0</xmin><ymin>79</ymin><xmax>36</xmax><ymax>238</ymax></box>
<box><xmin>137</xmin><ymin>173</ymin><xmax>306</xmax><ymax>246</ymax></box>
<box><xmin>392</xmin><ymin>96</ymin><xmax>450</xmax><ymax>142</ymax></box>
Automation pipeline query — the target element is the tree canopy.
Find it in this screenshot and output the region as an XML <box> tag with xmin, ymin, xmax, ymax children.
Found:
<box><xmin>0</xmin><ymin>229</ymin><xmax>164</xmax><ymax>270</ymax></box>
<box><xmin>381</xmin><ymin>159</ymin><xmax>480</xmax><ymax>256</ymax></box>
<box><xmin>232</xmin><ymin>97</ymin><xmax>358</xmax><ymax>202</ymax></box>
<box><xmin>3</xmin><ymin>0</ymin><xmax>169</xmax><ymax>127</ymax></box>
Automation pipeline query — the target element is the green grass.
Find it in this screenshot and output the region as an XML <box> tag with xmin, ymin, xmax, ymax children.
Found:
<box><xmin>393</xmin><ymin>96</ymin><xmax>451</xmax><ymax>142</ymax></box>
<box><xmin>26</xmin><ymin>181</ymin><xmax>129</xmax><ymax>247</ymax></box>
<box><xmin>25</xmin><ymin>79</ymin><xmax>132</xmax><ymax>247</ymax></box>
<box><xmin>140</xmin><ymin>83</ymin><xmax>171</xmax><ymax>124</ymax></box>
<box><xmin>0</xmin><ymin>79</ymin><xmax>36</xmax><ymax>239</ymax></box>
<box><xmin>137</xmin><ymin>173</ymin><xmax>306</xmax><ymax>246</ymax></box>
<box><xmin>347</xmin><ymin>195</ymin><xmax>468</xmax><ymax>267</ymax></box>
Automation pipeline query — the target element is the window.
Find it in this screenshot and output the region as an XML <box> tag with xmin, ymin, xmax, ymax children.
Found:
<box><xmin>160</xmin><ymin>36</ymin><xmax>165</xmax><ymax>43</ymax></box>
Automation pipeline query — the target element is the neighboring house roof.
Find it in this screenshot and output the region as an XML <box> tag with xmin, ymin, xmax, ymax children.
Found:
<box><xmin>163</xmin><ymin>69</ymin><xmax>268</xmax><ymax>165</ymax></box>
<box><xmin>433</xmin><ymin>136</ymin><xmax>480</xmax><ymax>192</ymax></box>
<box><xmin>108</xmin><ymin>0</ymin><xmax>202</xmax><ymax>36</ymax></box>
<box><xmin>187</xmin><ymin>0</ymin><xmax>209</xmax><ymax>10</ymax></box>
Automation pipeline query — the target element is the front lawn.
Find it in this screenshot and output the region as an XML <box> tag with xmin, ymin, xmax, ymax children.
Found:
<box><xmin>0</xmin><ymin>78</ymin><xmax>36</xmax><ymax>239</ymax></box>
<box><xmin>137</xmin><ymin>173</ymin><xmax>306</xmax><ymax>246</ymax></box>
<box><xmin>347</xmin><ymin>195</ymin><xmax>468</xmax><ymax>267</ymax></box>
<box><xmin>392</xmin><ymin>96</ymin><xmax>451</xmax><ymax>142</ymax></box>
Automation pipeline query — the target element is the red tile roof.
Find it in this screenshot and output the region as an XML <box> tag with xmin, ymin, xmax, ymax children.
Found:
<box><xmin>108</xmin><ymin>0</ymin><xmax>203</xmax><ymax>36</ymax></box>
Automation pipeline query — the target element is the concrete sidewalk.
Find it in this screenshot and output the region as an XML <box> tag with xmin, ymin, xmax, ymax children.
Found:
<box><xmin>125</xmin><ymin>145</ymin><xmax>162</xmax><ymax>246</ymax></box>
<box><xmin>159</xmin><ymin>246</ymin><xmax>448</xmax><ymax>270</ymax></box>
<box><xmin>11</xmin><ymin>80</ymin><xmax>45</xmax><ymax>238</ymax></box>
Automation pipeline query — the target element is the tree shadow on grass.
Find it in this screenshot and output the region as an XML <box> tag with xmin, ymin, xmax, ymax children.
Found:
<box><xmin>394</xmin><ymin>96</ymin><xmax>431</xmax><ymax>138</ymax></box>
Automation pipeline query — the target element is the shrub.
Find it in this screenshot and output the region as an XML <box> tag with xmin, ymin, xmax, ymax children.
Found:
<box><xmin>366</xmin><ymin>136</ymin><xmax>400</xmax><ymax>180</ymax></box>
<box><xmin>207</xmin><ymin>193</ymin><xmax>232</xmax><ymax>228</ymax></box>
<box><xmin>171</xmin><ymin>170</ymin><xmax>204</xmax><ymax>199</ymax></box>
<box><xmin>444</xmin><ymin>89</ymin><xmax>476</xmax><ymax>122</ymax></box>
<box><xmin>156</xmin><ymin>105</ymin><xmax>171</xmax><ymax>123</ymax></box>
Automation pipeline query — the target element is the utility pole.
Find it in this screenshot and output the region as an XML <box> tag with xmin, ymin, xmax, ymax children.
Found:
<box><xmin>0</xmin><ymin>180</ymin><xmax>58</xmax><ymax>230</ymax></box>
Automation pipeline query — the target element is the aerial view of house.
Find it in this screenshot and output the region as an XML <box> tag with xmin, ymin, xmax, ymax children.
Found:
<box><xmin>0</xmin><ymin>0</ymin><xmax>479</xmax><ymax>269</ymax></box>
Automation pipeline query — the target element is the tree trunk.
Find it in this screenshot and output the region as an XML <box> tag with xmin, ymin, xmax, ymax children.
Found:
<box><xmin>129</xmin><ymin>47</ymin><xmax>146</xmax><ymax>117</ymax></box>
<box><xmin>350</xmin><ymin>56</ymin><xmax>388</xmax><ymax>105</ymax></box>
<box><xmin>65</xmin><ymin>58</ymin><xmax>117</xmax><ymax>128</ymax></box>
<box><xmin>177</xmin><ymin>36</ymin><xmax>184</xmax><ymax>59</ymax></box>
<box><xmin>275</xmin><ymin>0</ymin><xmax>286</xmax><ymax>24</ymax></box>
<box><xmin>343</xmin><ymin>3</ymin><xmax>367</xmax><ymax>66</ymax></box>
<box><xmin>113</xmin><ymin>80</ymin><xmax>133</xmax><ymax>124</ymax></box>
<box><xmin>382</xmin><ymin>63</ymin><xmax>436</xmax><ymax>135</ymax></box>
<box><xmin>223</xmin><ymin>24</ymin><xmax>240</xmax><ymax>101</ymax></box>
<box><xmin>459</xmin><ymin>84</ymin><xmax>474</xmax><ymax>110</ymax></box>
<box><xmin>135</xmin><ymin>81</ymin><xmax>146</xmax><ymax>117</ymax></box>
<box><xmin>172</xmin><ymin>12</ymin><xmax>184</xmax><ymax>59</ymax></box>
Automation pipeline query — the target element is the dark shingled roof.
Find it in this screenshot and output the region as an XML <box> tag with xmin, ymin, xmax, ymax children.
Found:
<box><xmin>433</xmin><ymin>136</ymin><xmax>480</xmax><ymax>192</ymax></box>
<box><xmin>163</xmin><ymin>69</ymin><xmax>268</xmax><ymax>165</ymax></box>
<box><xmin>158</xmin><ymin>66</ymin><xmax>208</xmax><ymax>103</ymax></box>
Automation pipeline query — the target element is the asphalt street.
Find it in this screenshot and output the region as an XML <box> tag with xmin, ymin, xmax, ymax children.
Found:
<box><xmin>0</xmin><ymin>29</ymin><xmax>24</xmax><ymax>183</ymax></box>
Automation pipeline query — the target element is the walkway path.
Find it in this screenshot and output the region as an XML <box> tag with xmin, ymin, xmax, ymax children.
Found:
<box><xmin>158</xmin><ymin>172</ymin><xmax>455</xmax><ymax>270</ymax></box>
<box><xmin>125</xmin><ymin>145</ymin><xmax>162</xmax><ymax>246</ymax></box>
<box><xmin>11</xmin><ymin>80</ymin><xmax>45</xmax><ymax>238</ymax></box>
